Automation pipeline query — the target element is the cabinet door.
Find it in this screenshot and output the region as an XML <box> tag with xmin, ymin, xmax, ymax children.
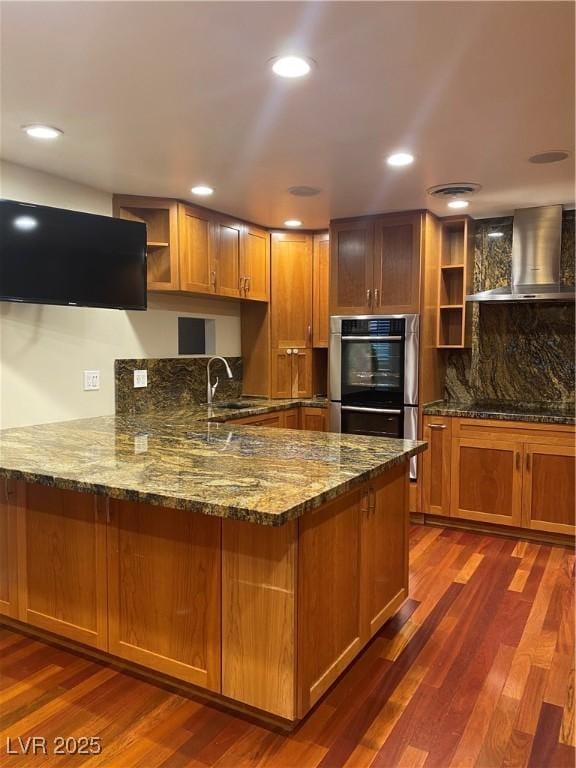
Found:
<box><xmin>243</xmin><ymin>225</ymin><xmax>270</xmax><ymax>302</ymax></box>
<box><xmin>107</xmin><ymin>499</ymin><xmax>221</xmax><ymax>690</ymax></box>
<box><xmin>301</xmin><ymin>407</ymin><xmax>327</xmax><ymax>432</ymax></box>
<box><xmin>0</xmin><ymin>479</ymin><xmax>19</xmax><ymax>618</ymax></box>
<box><xmin>293</xmin><ymin>349</ymin><xmax>313</xmax><ymax>398</ymax></box>
<box><xmin>422</xmin><ymin>417</ymin><xmax>452</xmax><ymax>516</ymax></box>
<box><xmin>313</xmin><ymin>233</ymin><xmax>330</xmax><ymax>347</ymax></box>
<box><xmin>523</xmin><ymin>443</ymin><xmax>575</xmax><ymax>535</ymax></box>
<box><xmin>361</xmin><ymin>464</ymin><xmax>408</xmax><ymax>641</ymax></box>
<box><xmin>215</xmin><ymin>219</ymin><xmax>242</xmax><ymax>298</ymax></box>
<box><xmin>178</xmin><ymin>204</ymin><xmax>215</xmax><ymax>294</ymax></box>
<box><xmin>271</xmin><ymin>232</ymin><xmax>313</xmax><ymax>349</ymax></box>
<box><xmin>271</xmin><ymin>349</ymin><xmax>295</xmax><ymax>399</ymax></box>
<box><xmin>16</xmin><ymin>484</ymin><xmax>108</xmax><ymax>649</ymax></box>
<box><xmin>282</xmin><ymin>408</ymin><xmax>301</xmax><ymax>429</ymax></box>
<box><xmin>451</xmin><ymin>438</ymin><xmax>523</xmax><ymax>527</ymax></box>
<box><xmin>329</xmin><ymin>219</ymin><xmax>374</xmax><ymax>314</ymax></box>
<box><xmin>374</xmin><ymin>213</ymin><xmax>421</xmax><ymax>313</ymax></box>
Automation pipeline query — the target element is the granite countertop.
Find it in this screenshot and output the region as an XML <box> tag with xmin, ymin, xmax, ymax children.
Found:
<box><xmin>423</xmin><ymin>400</ymin><xmax>575</xmax><ymax>426</ymax></box>
<box><xmin>0</xmin><ymin>403</ymin><xmax>425</xmax><ymax>526</ymax></box>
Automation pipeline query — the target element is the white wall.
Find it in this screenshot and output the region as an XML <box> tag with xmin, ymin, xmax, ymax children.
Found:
<box><xmin>0</xmin><ymin>161</ymin><xmax>241</xmax><ymax>428</ymax></box>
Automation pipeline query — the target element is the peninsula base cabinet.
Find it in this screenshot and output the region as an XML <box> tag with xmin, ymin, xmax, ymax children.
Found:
<box><xmin>422</xmin><ymin>416</ymin><xmax>575</xmax><ymax>536</ymax></box>
<box><xmin>0</xmin><ymin>462</ymin><xmax>409</xmax><ymax>723</ymax></box>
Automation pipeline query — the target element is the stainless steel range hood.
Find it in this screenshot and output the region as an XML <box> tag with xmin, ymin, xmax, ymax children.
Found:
<box><xmin>466</xmin><ymin>205</ymin><xmax>574</xmax><ymax>303</ymax></box>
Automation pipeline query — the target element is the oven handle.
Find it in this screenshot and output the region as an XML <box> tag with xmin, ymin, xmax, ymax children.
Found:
<box><xmin>341</xmin><ymin>335</ymin><xmax>403</xmax><ymax>341</ymax></box>
<box><xmin>341</xmin><ymin>406</ymin><xmax>402</xmax><ymax>414</ymax></box>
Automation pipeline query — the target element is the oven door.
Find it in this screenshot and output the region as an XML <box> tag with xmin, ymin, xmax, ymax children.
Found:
<box><xmin>340</xmin><ymin>405</ymin><xmax>403</xmax><ymax>438</ymax></box>
<box><xmin>341</xmin><ymin>337</ymin><xmax>404</xmax><ymax>407</ymax></box>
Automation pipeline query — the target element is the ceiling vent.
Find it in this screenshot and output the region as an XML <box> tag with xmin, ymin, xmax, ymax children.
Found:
<box><xmin>427</xmin><ymin>182</ymin><xmax>482</xmax><ymax>198</ymax></box>
<box><xmin>288</xmin><ymin>186</ymin><xmax>322</xmax><ymax>197</ymax></box>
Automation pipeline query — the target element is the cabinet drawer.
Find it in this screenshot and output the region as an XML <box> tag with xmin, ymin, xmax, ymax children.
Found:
<box><xmin>452</xmin><ymin>417</ymin><xmax>575</xmax><ymax>445</ymax></box>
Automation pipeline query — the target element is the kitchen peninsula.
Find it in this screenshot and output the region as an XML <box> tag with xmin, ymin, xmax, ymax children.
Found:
<box><xmin>0</xmin><ymin>404</ymin><xmax>425</xmax><ymax>723</ymax></box>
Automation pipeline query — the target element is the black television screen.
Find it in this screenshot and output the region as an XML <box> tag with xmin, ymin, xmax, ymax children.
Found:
<box><xmin>0</xmin><ymin>200</ymin><xmax>147</xmax><ymax>310</ymax></box>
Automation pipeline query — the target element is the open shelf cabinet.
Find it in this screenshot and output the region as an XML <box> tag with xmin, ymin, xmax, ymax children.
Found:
<box><xmin>436</xmin><ymin>217</ymin><xmax>474</xmax><ymax>348</ymax></box>
<box><xmin>113</xmin><ymin>196</ymin><xmax>180</xmax><ymax>291</ymax></box>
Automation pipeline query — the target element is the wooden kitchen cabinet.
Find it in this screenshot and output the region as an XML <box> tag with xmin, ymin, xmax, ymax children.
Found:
<box><xmin>360</xmin><ymin>464</ymin><xmax>408</xmax><ymax>640</ymax></box>
<box><xmin>271</xmin><ymin>232</ymin><xmax>313</xmax><ymax>349</ymax></box>
<box><xmin>113</xmin><ymin>195</ymin><xmax>180</xmax><ymax>291</ymax></box>
<box><xmin>178</xmin><ymin>203</ymin><xmax>216</xmax><ymax>295</ymax></box>
<box><xmin>15</xmin><ymin>484</ymin><xmax>108</xmax><ymax>649</ymax></box>
<box><xmin>0</xmin><ymin>480</ymin><xmax>19</xmax><ymax>618</ymax></box>
<box><xmin>283</xmin><ymin>408</ymin><xmax>301</xmax><ymax>429</ymax></box>
<box><xmin>313</xmin><ymin>232</ymin><xmax>330</xmax><ymax>347</ymax></box>
<box><xmin>229</xmin><ymin>412</ymin><xmax>283</xmax><ymax>428</ymax></box>
<box><xmin>450</xmin><ymin>437</ymin><xmax>523</xmax><ymax>527</ymax></box>
<box><xmin>214</xmin><ymin>216</ymin><xmax>242</xmax><ymax>298</ymax></box>
<box><xmin>301</xmin><ymin>407</ymin><xmax>327</xmax><ymax>432</ymax></box>
<box><xmin>522</xmin><ymin>443</ymin><xmax>575</xmax><ymax>535</ymax></box>
<box><xmin>422</xmin><ymin>416</ymin><xmax>452</xmax><ymax>516</ymax></box>
<box><xmin>374</xmin><ymin>213</ymin><xmax>421</xmax><ymax>314</ymax></box>
<box><xmin>271</xmin><ymin>348</ymin><xmax>313</xmax><ymax>398</ymax></box>
<box><xmin>329</xmin><ymin>218</ymin><xmax>375</xmax><ymax>314</ymax></box>
<box><xmin>107</xmin><ymin>499</ymin><xmax>221</xmax><ymax>690</ymax></box>
<box><xmin>242</xmin><ymin>225</ymin><xmax>270</xmax><ymax>301</ymax></box>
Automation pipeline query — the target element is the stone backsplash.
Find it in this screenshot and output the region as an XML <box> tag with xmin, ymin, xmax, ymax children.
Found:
<box><xmin>444</xmin><ymin>209</ymin><xmax>575</xmax><ymax>405</ymax></box>
<box><xmin>115</xmin><ymin>357</ymin><xmax>243</xmax><ymax>415</ymax></box>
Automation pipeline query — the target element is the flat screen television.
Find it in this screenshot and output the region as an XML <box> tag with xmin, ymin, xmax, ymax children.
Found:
<box><xmin>0</xmin><ymin>199</ymin><xmax>147</xmax><ymax>310</ymax></box>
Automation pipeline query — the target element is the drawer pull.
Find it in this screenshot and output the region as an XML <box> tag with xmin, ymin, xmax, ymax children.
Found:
<box><xmin>366</xmin><ymin>288</ymin><xmax>372</xmax><ymax>305</ymax></box>
<box><xmin>429</xmin><ymin>424</ymin><xmax>447</xmax><ymax>430</ymax></box>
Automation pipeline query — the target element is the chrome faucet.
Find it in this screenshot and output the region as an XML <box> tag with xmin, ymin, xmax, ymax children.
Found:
<box><xmin>206</xmin><ymin>356</ymin><xmax>233</xmax><ymax>405</ymax></box>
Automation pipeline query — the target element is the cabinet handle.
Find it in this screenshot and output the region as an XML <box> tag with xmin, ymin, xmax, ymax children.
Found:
<box><xmin>239</xmin><ymin>276</ymin><xmax>245</xmax><ymax>293</ymax></box>
<box><xmin>374</xmin><ymin>288</ymin><xmax>380</xmax><ymax>306</ymax></box>
<box><xmin>429</xmin><ymin>424</ymin><xmax>447</xmax><ymax>430</ymax></box>
<box><xmin>287</xmin><ymin>349</ymin><xmax>292</xmax><ymax>355</ymax></box>
<box><xmin>515</xmin><ymin>452</ymin><xmax>520</xmax><ymax>471</ymax></box>
<box><xmin>245</xmin><ymin>276</ymin><xmax>250</xmax><ymax>295</ymax></box>
<box><xmin>369</xmin><ymin>488</ymin><xmax>376</xmax><ymax>514</ymax></box>
<box><xmin>366</xmin><ymin>288</ymin><xmax>372</xmax><ymax>306</ymax></box>
<box><xmin>361</xmin><ymin>492</ymin><xmax>370</xmax><ymax>515</ymax></box>
<box><xmin>526</xmin><ymin>453</ymin><xmax>531</xmax><ymax>472</ymax></box>
<box><xmin>308</xmin><ymin>325</ymin><xmax>312</xmax><ymax>343</ymax></box>
<box><xmin>211</xmin><ymin>270</ymin><xmax>217</xmax><ymax>290</ymax></box>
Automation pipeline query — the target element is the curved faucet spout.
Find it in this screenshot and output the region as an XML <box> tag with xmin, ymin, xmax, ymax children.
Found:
<box><xmin>206</xmin><ymin>357</ymin><xmax>233</xmax><ymax>405</ymax></box>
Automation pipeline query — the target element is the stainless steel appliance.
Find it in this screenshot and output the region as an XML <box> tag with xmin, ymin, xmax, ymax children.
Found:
<box><xmin>329</xmin><ymin>314</ymin><xmax>419</xmax><ymax>479</ymax></box>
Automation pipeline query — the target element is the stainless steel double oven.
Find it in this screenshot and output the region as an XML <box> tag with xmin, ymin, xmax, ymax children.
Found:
<box><xmin>329</xmin><ymin>314</ymin><xmax>419</xmax><ymax>479</ymax></box>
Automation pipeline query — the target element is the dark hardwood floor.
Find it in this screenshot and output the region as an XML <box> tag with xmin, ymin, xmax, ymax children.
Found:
<box><xmin>1</xmin><ymin>525</ymin><xmax>574</xmax><ymax>767</ymax></box>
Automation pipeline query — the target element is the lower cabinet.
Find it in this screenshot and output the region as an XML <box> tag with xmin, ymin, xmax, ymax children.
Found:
<box><xmin>0</xmin><ymin>480</ymin><xmax>19</xmax><ymax>618</ymax></box>
<box><xmin>107</xmin><ymin>500</ymin><xmax>221</xmax><ymax>690</ymax></box>
<box><xmin>230</xmin><ymin>412</ymin><xmax>283</xmax><ymax>427</ymax></box>
<box><xmin>421</xmin><ymin>415</ymin><xmax>575</xmax><ymax>536</ymax></box>
<box><xmin>229</xmin><ymin>406</ymin><xmax>326</xmax><ymax>431</ymax></box>
<box><xmin>300</xmin><ymin>407</ymin><xmax>327</xmax><ymax>432</ymax></box>
<box><xmin>451</xmin><ymin>438</ymin><xmax>523</xmax><ymax>527</ymax></box>
<box><xmin>283</xmin><ymin>408</ymin><xmax>300</xmax><ymax>429</ymax></box>
<box><xmin>271</xmin><ymin>348</ymin><xmax>313</xmax><ymax>398</ymax></box>
<box><xmin>522</xmin><ymin>443</ymin><xmax>576</xmax><ymax>535</ymax></box>
<box><xmin>15</xmin><ymin>483</ymin><xmax>108</xmax><ymax>649</ymax></box>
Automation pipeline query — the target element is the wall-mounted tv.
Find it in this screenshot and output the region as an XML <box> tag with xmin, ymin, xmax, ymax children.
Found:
<box><xmin>0</xmin><ymin>200</ymin><xmax>147</xmax><ymax>310</ymax></box>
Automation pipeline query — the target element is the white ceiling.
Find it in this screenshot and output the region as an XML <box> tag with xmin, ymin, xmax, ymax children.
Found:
<box><xmin>1</xmin><ymin>1</ymin><xmax>574</xmax><ymax>228</ymax></box>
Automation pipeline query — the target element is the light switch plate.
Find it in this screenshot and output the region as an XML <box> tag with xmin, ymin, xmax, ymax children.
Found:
<box><xmin>134</xmin><ymin>369</ymin><xmax>148</xmax><ymax>388</ymax></box>
<box><xmin>83</xmin><ymin>370</ymin><xmax>100</xmax><ymax>391</ymax></box>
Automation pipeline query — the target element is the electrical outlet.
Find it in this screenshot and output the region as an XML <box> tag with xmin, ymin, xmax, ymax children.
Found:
<box><xmin>83</xmin><ymin>370</ymin><xmax>100</xmax><ymax>391</ymax></box>
<box><xmin>134</xmin><ymin>369</ymin><xmax>148</xmax><ymax>388</ymax></box>
<box><xmin>134</xmin><ymin>433</ymin><xmax>149</xmax><ymax>454</ymax></box>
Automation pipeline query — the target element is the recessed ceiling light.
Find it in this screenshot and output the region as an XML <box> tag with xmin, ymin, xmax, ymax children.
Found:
<box><xmin>22</xmin><ymin>124</ymin><xmax>63</xmax><ymax>140</ymax></box>
<box><xmin>447</xmin><ymin>199</ymin><xmax>469</xmax><ymax>210</ymax></box>
<box><xmin>387</xmin><ymin>152</ymin><xmax>414</xmax><ymax>167</ymax></box>
<box><xmin>271</xmin><ymin>56</ymin><xmax>313</xmax><ymax>78</ymax></box>
<box><xmin>529</xmin><ymin>150</ymin><xmax>569</xmax><ymax>164</ymax></box>
<box><xmin>488</xmin><ymin>231</ymin><xmax>504</xmax><ymax>238</ymax></box>
<box><xmin>284</xmin><ymin>219</ymin><xmax>302</xmax><ymax>227</ymax></box>
<box><xmin>191</xmin><ymin>185</ymin><xmax>214</xmax><ymax>196</ymax></box>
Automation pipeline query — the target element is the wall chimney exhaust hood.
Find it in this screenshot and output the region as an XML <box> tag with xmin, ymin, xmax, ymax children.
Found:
<box><xmin>466</xmin><ymin>205</ymin><xmax>574</xmax><ymax>303</ymax></box>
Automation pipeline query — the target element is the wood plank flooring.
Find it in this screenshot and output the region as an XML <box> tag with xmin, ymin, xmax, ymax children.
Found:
<box><xmin>1</xmin><ymin>525</ymin><xmax>574</xmax><ymax>767</ymax></box>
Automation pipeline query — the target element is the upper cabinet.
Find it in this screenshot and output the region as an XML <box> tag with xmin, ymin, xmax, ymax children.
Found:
<box><xmin>243</xmin><ymin>225</ymin><xmax>270</xmax><ymax>302</ymax></box>
<box><xmin>329</xmin><ymin>212</ymin><xmax>422</xmax><ymax>315</ymax></box>
<box><xmin>329</xmin><ymin>219</ymin><xmax>374</xmax><ymax>314</ymax></box>
<box><xmin>313</xmin><ymin>233</ymin><xmax>330</xmax><ymax>347</ymax></box>
<box><xmin>113</xmin><ymin>195</ymin><xmax>270</xmax><ymax>303</ymax></box>
<box><xmin>271</xmin><ymin>232</ymin><xmax>313</xmax><ymax>349</ymax></box>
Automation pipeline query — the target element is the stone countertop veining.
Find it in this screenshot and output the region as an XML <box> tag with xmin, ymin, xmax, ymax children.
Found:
<box><xmin>0</xmin><ymin>404</ymin><xmax>425</xmax><ymax>526</ymax></box>
<box><xmin>423</xmin><ymin>400</ymin><xmax>575</xmax><ymax>426</ymax></box>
